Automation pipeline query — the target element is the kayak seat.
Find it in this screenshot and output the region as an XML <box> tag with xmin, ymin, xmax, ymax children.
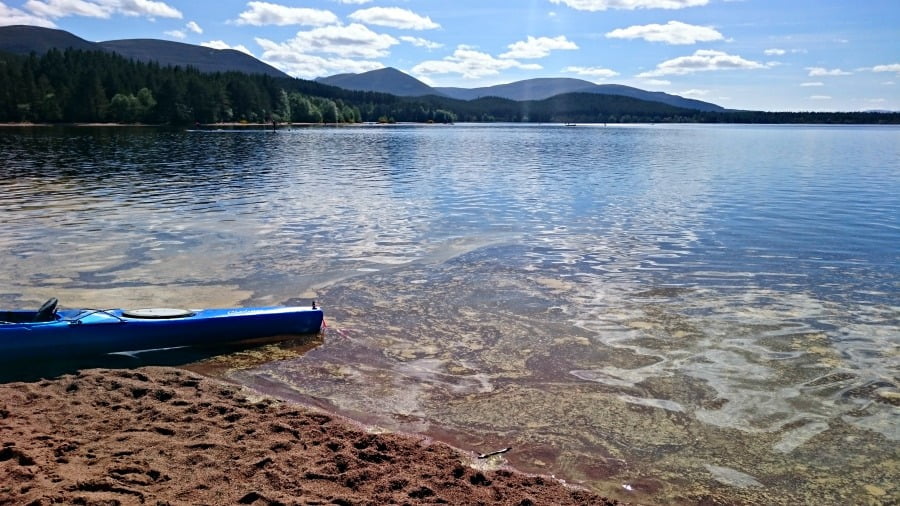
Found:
<box><xmin>33</xmin><ymin>297</ymin><xmax>59</xmax><ymax>322</ymax></box>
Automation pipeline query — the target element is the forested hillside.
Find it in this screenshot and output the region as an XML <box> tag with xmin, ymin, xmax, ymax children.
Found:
<box><xmin>0</xmin><ymin>49</ymin><xmax>457</xmax><ymax>125</ymax></box>
<box><xmin>1</xmin><ymin>49</ymin><xmax>897</xmax><ymax>125</ymax></box>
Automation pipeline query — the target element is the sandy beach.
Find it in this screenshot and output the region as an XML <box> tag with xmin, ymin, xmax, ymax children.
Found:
<box><xmin>0</xmin><ymin>366</ymin><xmax>619</xmax><ymax>505</ymax></box>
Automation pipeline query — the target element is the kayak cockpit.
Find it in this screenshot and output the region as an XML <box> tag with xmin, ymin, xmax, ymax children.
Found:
<box><xmin>0</xmin><ymin>297</ymin><xmax>59</xmax><ymax>323</ymax></box>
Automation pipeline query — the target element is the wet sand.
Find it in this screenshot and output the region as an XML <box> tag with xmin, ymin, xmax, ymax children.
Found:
<box><xmin>0</xmin><ymin>366</ymin><xmax>619</xmax><ymax>505</ymax></box>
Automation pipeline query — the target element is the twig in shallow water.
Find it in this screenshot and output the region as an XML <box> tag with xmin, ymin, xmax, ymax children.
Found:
<box><xmin>477</xmin><ymin>447</ymin><xmax>511</xmax><ymax>459</ymax></box>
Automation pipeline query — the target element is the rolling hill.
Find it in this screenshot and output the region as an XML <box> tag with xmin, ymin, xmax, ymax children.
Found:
<box><xmin>3</xmin><ymin>25</ymin><xmax>720</xmax><ymax>111</ymax></box>
<box><xmin>97</xmin><ymin>39</ymin><xmax>288</xmax><ymax>77</ymax></box>
<box><xmin>316</xmin><ymin>67</ymin><xmax>436</xmax><ymax>97</ymax></box>
<box><xmin>437</xmin><ymin>79</ymin><xmax>725</xmax><ymax>112</ymax></box>
<box><xmin>0</xmin><ymin>25</ymin><xmax>97</xmax><ymax>54</ymax></box>
<box><xmin>316</xmin><ymin>68</ymin><xmax>725</xmax><ymax>112</ymax></box>
<box><xmin>0</xmin><ymin>25</ymin><xmax>288</xmax><ymax>78</ymax></box>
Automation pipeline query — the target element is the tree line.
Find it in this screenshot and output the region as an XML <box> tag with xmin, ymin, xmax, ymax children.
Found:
<box><xmin>0</xmin><ymin>49</ymin><xmax>458</xmax><ymax>125</ymax></box>
<box><xmin>1</xmin><ymin>48</ymin><xmax>897</xmax><ymax>125</ymax></box>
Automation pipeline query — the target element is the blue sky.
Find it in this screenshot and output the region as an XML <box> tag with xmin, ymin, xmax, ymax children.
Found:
<box><xmin>2</xmin><ymin>0</ymin><xmax>898</xmax><ymax>112</ymax></box>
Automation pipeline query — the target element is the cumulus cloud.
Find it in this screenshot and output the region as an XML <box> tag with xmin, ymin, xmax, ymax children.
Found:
<box><xmin>24</xmin><ymin>0</ymin><xmax>112</xmax><ymax>18</ymax></box>
<box><xmin>234</xmin><ymin>1</ymin><xmax>337</xmax><ymax>26</ymax></box>
<box><xmin>642</xmin><ymin>78</ymin><xmax>671</xmax><ymax>86</ymax></box>
<box><xmin>113</xmin><ymin>0</ymin><xmax>180</xmax><ymax>18</ymax></box>
<box><xmin>809</xmin><ymin>95</ymin><xmax>831</xmax><ymax>100</ymax></box>
<box><xmin>25</xmin><ymin>0</ymin><xmax>182</xmax><ymax>19</ymax></box>
<box><xmin>679</xmin><ymin>88</ymin><xmax>709</xmax><ymax>96</ymax></box>
<box><xmin>606</xmin><ymin>20</ymin><xmax>722</xmax><ymax>45</ymax></box>
<box><xmin>806</xmin><ymin>67</ymin><xmax>851</xmax><ymax>76</ymax></box>
<box><xmin>800</xmin><ymin>82</ymin><xmax>823</xmax><ymax>87</ymax></box>
<box><xmin>400</xmin><ymin>36</ymin><xmax>443</xmax><ymax>50</ymax></box>
<box><xmin>764</xmin><ymin>48</ymin><xmax>786</xmax><ymax>55</ymax></box>
<box><xmin>255</xmin><ymin>38</ymin><xmax>383</xmax><ymax>78</ymax></box>
<box><xmin>0</xmin><ymin>1</ymin><xmax>56</xmax><ymax>26</ymax></box>
<box><xmin>872</xmin><ymin>63</ymin><xmax>900</xmax><ymax>73</ymax></box>
<box><xmin>251</xmin><ymin>22</ymin><xmax>401</xmax><ymax>78</ymax></box>
<box><xmin>201</xmin><ymin>39</ymin><xmax>254</xmax><ymax>56</ymax></box>
<box><xmin>549</xmin><ymin>0</ymin><xmax>707</xmax><ymax>11</ymax></box>
<box><xmin>164</xmin><ymin>21</ymin><xmax>201</xmax><ymax>39</ymax></box>
<box><xmin>638</xmin><ymin>49</ymin><xmax>764</xmax><ymax>77</ymax></box>
<box><xmin>412</xmin><ymin>45</ymin><xmax>541</xmax><ymax>79</ymax></box>
<box><xmin>500</xmin><ymin>35</ymin><xmax>578</xmax><ymax>59</ymax></box>
<box><xmin>348</xmin><ymin>6</ymin><xmax>439</xmax><ymax>30</ymax></box>
<box><xmin>563</xmin><ymin>65</ymin><xmax>619</xmax><ymax>78</ymax></box>
<box><xmin>258</xmin><ymin>23</ymin><xmax>397</xmax><ymax>59</ymax></box>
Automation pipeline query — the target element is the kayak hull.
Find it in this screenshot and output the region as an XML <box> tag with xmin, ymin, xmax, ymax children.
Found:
<box><xmin>0</xmin><ymin>306</ymin><xmax>324</xmax><ymax>361</ymax></box>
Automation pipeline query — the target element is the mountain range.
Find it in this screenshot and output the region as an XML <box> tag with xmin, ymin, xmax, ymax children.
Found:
<box><xmin>1</xmin><ymin>25</ymin><xmax>724</xmax><ymax>112</ymax></box>
<box><xmin>317</xmin><ymin>67</ymin><xmax>725</xmax><ymax>112</ymax></box>
<box><xmin>0</xmin><ymin>25</ymin><xmax>288</xmax><ymax>78</ymax></box>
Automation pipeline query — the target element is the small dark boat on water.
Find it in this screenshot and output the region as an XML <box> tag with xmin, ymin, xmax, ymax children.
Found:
<box><xmin>0</xmin><ymin>298</ymin><xmax>324</xmax><ymax>361</ymax></box>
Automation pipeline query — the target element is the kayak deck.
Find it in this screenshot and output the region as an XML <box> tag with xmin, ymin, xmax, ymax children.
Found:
<box><xmin>1</xmin><ymin>300</ymin><xmax>324</xmax><ymax>360</ymax></box>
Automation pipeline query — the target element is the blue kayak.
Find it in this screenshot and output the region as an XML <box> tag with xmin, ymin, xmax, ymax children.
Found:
<box><xmin>0</xmin><ymin>298</ymin><xmax>324</xmax><ymax>360</ymax></box>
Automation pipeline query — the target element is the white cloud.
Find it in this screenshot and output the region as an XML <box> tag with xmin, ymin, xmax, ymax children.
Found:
<box><xmin>0</xmin><ymin>1</ymin><xmax>56</xmax><ymax>26</ymax></box>
<box><xmin>605</xmin><ymin>20</ymin><xmax>723</xmax><ymax>45</ymax></box>
<box><xmin>186</xmin><ymin>20</ymin><xmax>201</xmax><ymax>34</ymax></box>
<box><xmin>234</xmin><ymin>1</ymin><xmax>337</xmax><ymax>27</ymax></box>
<box><xmin>800</xmin><ymin>82</ymin><xmax>823</xmax><ymax>87</ymax></box>
<box><xmin>412</xmin><ymin>45</ymin><xmax>541</xmax><ymax>79</ymax></box>
<box><xmin>642</xmin><ymin>78</ymin><xmax>671</xmax><ymax>86</ymax></box>
<box><xmin>24</xmin><ymin>0</ymin><xmax>112</xmax><ymax>18</ymax></box>
<box><xmin>112</xmin><ymin>0</ymin><xmax>180</xmax><ymax>18</ymax></box>
<box><xmin>637</xmin><ymin>49</ymin><xmax>765</xmax><ymax>77</ymax></box>
<box><xmin>500</xmin><ymin>35</ymin><xmax>578</xmax><ymax>59</ymax></box>
<box><xmin>809</xmin><ymin>95</ymin><xmax>831</xmax><ymax>100</ymax></box>
<box><xmin>254</xmin><ymin>38</ymin><xmax>382</xmax><ymax>78</ymax></box>
<box><xmin>806</xmin><ymin>66</ymin><xmax>851</xmax><ymax>76</ymax></box>
<box><xmin>164</xmin><ymin>29</ymin><xmax>184</xmax><ymax>39</ymax></box>
<box><xmin>24</xmin><ymin>0</ymin><xmax>181</xmax><ymax>19</ymax></box>
<box><xmin>882</xmin><ymin>81</ymin><xmax>896</xmax><ymax>85</ymax></box>
<box><xmin>680</xmin><ymin>88</ymin><xmax>709</xmax><ymax>96</ymax></box>
<box><xmin>872</xmin><ymin>63</ymin><xmax>900</xmax><ymax>73</ymax></box>
<box><xmin>764</xmin><ymin>48</ymin><xmax>786</xmax><ymax>56</ymax></box>
<box><xmin>257</xmin><ymin>23</ymin><xmax>397</xmax><ymax>59</ymax></box>
<box><xmin>400</xmin><ymin>35</ymin><xmax>443</xmax><ymax>50</ymax></box>
<box><xmin>201</xmin><ymin>39</ymin><xmax>254</xmax><ymax>56</ymax></box>
<box><xmin>549</xmin><ymin>0</ymin><xmax>708</xmax><ymax>11</ymax></box>
<box><xmin>348</xmin><ymin>6</ymin><xmax>438</xmax><ymax>30</ymax></box>
<box><xmin>252</xmin><ymin>22</ymin><xmax>401</xmax><ymax>78</ymax></box>
<box><xmin>335</xmin><ymin>0</ymin><xmax>372</xmax><ymax>3</ymax></box>
<box><xmin>563</xmin><ymin>65</ymin><xmax>619</xmax><ymax>78</ymax></box>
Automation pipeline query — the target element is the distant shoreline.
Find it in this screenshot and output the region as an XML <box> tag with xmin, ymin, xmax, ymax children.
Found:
<box><xmin>3</xmin><ymin>121</ymin><xmax>898</xmax><ymax>128</ymax></box>
<box><xmin>0</xmin><ymin>122</ymin><xmax>366</xmax><ymax>128</ymax></box>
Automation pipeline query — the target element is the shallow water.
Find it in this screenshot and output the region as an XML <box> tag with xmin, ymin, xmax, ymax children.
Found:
<box><xmin>2</xmin><ymin>124</ymin><xmax>898</xmax><ymax>503</ymax></box>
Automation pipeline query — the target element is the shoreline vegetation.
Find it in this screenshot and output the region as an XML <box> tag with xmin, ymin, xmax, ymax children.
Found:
<box><xmin>3</xmin><ymin>121</ymin><xmax>899</xmax><ymax>129</ymax></box>
<box><xmin>2</xmin><ymin>49</ymin><xmax>898</xmax><ymax>126</ymax></box>
<box><xmin>0</xmin><ymin>366</ymin><xmax>620</xmax><ymax>505</ymax></box>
